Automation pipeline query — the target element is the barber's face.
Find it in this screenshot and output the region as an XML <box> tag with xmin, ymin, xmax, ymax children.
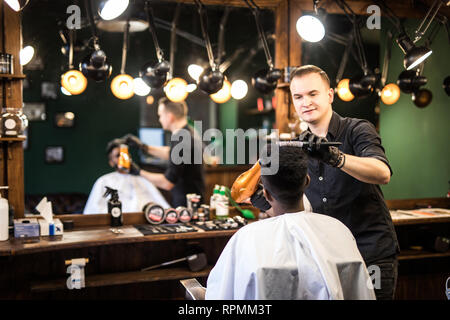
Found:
<box><xmin>108</xmin><ymin>147</ymin><xmax>120</xmax><ymax>168</ymax></box>
<box><xmin>158</xmin><ymin>104</ymin><xmax>172</xmax><ymax>130</ymax></box>
<box><xmin>290</xmin><ymin>73</ymin><xmax>334</xmax><ymax>125</ymax></box>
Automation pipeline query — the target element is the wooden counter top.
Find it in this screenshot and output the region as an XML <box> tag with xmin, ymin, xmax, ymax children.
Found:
<box><xmin>0</xmin><ymin>224</ymin><xmax>238</xmax><ymax>257</ymax></box>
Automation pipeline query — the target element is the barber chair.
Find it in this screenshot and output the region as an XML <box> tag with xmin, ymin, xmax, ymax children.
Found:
<box><xmin>180</xmin><ymin>278</ymin><xmax>206</xmax><ymax>300</ymax></box>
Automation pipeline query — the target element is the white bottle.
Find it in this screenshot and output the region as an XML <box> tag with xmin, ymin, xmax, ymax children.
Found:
<box><xmin>0</xmin><ymin>186</ymin><xmax>9</xmax><ymax>241</ymax></box>
<box><xmin>210</xmin><ymin>184</ymin><xmax>221</xmax><ymax>209</ymax></box>
<box><xmin>215</xmin><ymin>186</ymin><xmax>229</xmax><ymax>219</ymax></box>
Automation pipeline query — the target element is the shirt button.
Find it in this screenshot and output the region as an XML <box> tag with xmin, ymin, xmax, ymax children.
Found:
<box><xmin>322</xmin><ymin>197</ymin><xmax>327</xmax><ymax>203</ymax></box>
<box><xmin>319</xmin><ymin>176</ymin><xmax>323</xmax><ymax>181</ymax></box>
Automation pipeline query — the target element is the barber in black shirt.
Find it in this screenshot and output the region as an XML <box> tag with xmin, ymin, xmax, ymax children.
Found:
<box><xmin>124</xmin><ymin>97</ymin><xmax>205</xmax><ymax>207</ymax></box>
<box><xmin>289</xmin><ymin>65</ymin><xmax>399</xmax><ymax>300</ymax></box>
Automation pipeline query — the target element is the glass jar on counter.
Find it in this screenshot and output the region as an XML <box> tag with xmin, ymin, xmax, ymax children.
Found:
<box><xmin>1</xmin><ymin>108</ymin><xmax>26</xmax><ymax>137</ymax></box>
<box><xmin>0</xmin><ymin>54</ymin><xmax>13</xmax><ymax>74</ymax></box>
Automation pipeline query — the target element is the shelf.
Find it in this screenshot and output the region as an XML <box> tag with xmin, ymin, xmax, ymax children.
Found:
<box><xmin>0</xmin><ymin>74</ymin><xmax>26</xmax><ymax>80</ymax></box>
<box><xmin>398</xmin><ymin>249</ymin><xmax>450</xmax><ymax>261</ymax></box>
<box><xmin>246</xmin><ymin>108</ymin><xmax>274</xmax><ymax>115</ymax></box>
<box><xmin>30</xmin><ymin>265</ymin><xmax>213</xmax><ymax>292</ymax></box>
<box><xmin>277</xmin><ymin>82</ymin><xmax>289</xmax><ymax>89</ymax></box>
<box><xmin>0</xmin><ymin>135</ymin><xmax>26</xmax><ymax>142</ymax></box>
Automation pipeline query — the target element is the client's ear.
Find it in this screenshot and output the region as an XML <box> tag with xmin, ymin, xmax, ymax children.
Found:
<box><xmin>305</xmin><ymin>174</ymin><xmax>310</xmax><ymax>188</ymax></box>
<box><xmin>263</xmin><ymin>187</ymin><xmax>273</xmax><ymax>202</ymax></box>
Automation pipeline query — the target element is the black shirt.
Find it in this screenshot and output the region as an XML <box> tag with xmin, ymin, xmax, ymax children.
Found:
<box><xmin>305</xmin><ymin>111</ymin><xmax>400</xmax><ymax>264</ymax></box>
<box><xmin>164</xmin><ymin>124</ymin><xmax>205</xmax><ymax>207</ymax></box>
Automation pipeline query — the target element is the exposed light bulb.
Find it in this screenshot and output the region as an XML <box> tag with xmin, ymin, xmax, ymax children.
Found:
<box><xmin>99</xmin><ymin>0</ymin><xmax>129</xmax><ymax>20</ymax></box>
<box><xmin>336</xmin><ymin>78</ymin><xmax>355</xmax><ymax>102</ymax></box>
<box><xmin>231</xmin><ymin>80</ymin><xmax>248</xmax><ymax>100</ymax></box>
<box><xmin>61</xmin><ymin>86</ymin><xmax>72</xmax><ymax>96</ymax></box>
<box><xmin>133</xmin><ymin>77</ymin><xmax>151</xmax><ymax>96</ymax></box>
<box><xmin>210</xmin><ymin>80</ymin><xmax>231</xmax><ymax>104</ymax></box>
<box><xmin>186</xmin><ymin>83</ymin><xmax>197</xmax><ymax>93</ymax></box>
<box><xmin>20</xmin><ymin>45</ymin><xmax>34</xmax><ymax>65</ymax></box>
<box><xmin>61</xmin><ymin>70</ymin><xmax>87</xmax><ymax>95</ymax></box>
<box><xmin>188</xmin><ymin>64</ymin><xmax>204</xmax><ymax>82</ymax></box>
<box><xmin>380</xmin><ymin>83</ymin><xmax>400</xmax><ymax>105</ymax></box>
<box><xmin>165</xmin><ymin>78</ymin><xmax>188</xmax><ymax>102</ymax></box>
<box><xmin>111</xmin><ymin>74</ymin><xmax>134</xmax><ymax>99</ymax></box>
<box><xmin>296</xmin><ymin>15</ymin><xmax>325</xmax><ymax>42</ymax></box>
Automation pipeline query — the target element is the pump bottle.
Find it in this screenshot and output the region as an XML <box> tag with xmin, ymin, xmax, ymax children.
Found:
<box><xmin>104</xmin><ymin>186</ymin><xmax>123</xmax><ymax>227</ymax></box>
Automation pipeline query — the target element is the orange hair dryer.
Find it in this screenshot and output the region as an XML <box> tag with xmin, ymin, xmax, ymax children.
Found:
<box><xmin>231</xmin><ymin>161</ymin><xmax>262</xmax><ymax>203</ymax></box>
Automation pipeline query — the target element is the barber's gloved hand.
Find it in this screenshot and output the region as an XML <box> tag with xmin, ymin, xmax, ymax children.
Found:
<box><xmin>123</xmin><ymin>134</ymin><xmax>148</xmax><ymax>152</ymax></box>
<box><xmin>129</xmin><ymin>161</ymin><xmax>141</xmax><ymax>176</ymax></box>
<box><xmin>250</xmin><ymin>184</ymin><xmax>272</xmax><ymax>212</ymax></box>
<box><xmin>299</xmin><ymin>131</ymin><xmax>342</xmax><ymax>167</ymax></box>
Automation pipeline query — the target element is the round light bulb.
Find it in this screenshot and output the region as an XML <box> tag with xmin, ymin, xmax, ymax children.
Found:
<box><xmin>61</xmin><ymin>70</ymin><xmax>87</xmax><ymax>95</ymax></box>
<box><xmin>5</xmin><ymin>0</ymin><xmax>20</xmax><ymax>11</ymax></box>
<box><xmin>186</xmin><ymin>83</ymin><xmax>197</xmax><ymax>93</ymax></box>
<box><xmin>111</xmin><ymin>74</ymin><xmax>134</xmax><ymax>99</ymax></box>
<box><xmin>336</xmin><ymin>78</ymin><xmax>355</xmax><ymax>102</ymax></box>
<box><xmin>231</xmin><ymin>80</ymin><xmax>248</xmax><ymax>100</ymax></box>
<box><xmin>165</xmin><ymin>77</ymin><xmax>188</xmax><ymax>102</ymax></box>
<box><xmin>99</xmin><ymin>0</ymin><xmax>129</xmax><ymax>20</ymax></box>
<box><xmin>296</xmin><ymin>15</ymin><xmax>325</xmax><ymax>42</ymax></box>
<box><xmin>187</xmin><ymin>64</ymin><xmax>204</xmax><ymax>82</ymax></box>
<box><xmin>61</xmin><ymin>86</ymin><xmax>72</xmax><ymax>96</ymax></box>
<box><xmin>20</xmin><ymin>45</ymin><xmax>35</xmax><ymax>66</ymax></box>
<box><xmin>133</xmin><ymin>77</ymin><xmax>151</xmax><ymax>96</ymax></box>
<box><xmin>380</xmin><ymin>83</ymin><xmax>401</xmax><ymax>105</ymax></box>
<box><xmin>210</xmin><ymin>79</ymin><xmax>231</xmax><ymax>104</ymax></box>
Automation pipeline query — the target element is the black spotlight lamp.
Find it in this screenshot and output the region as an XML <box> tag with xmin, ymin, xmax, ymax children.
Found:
<box><xmin>139</xmin><ymin>1</ymin><xmax>170</xmax><ymax>89</ymax></box>
<box><xmin>244</xmin><ymin>0</ymin><xmax>281</xmax><ymax>94</ymax></box>
<box><xmin>396</xmin><ymin>32</ymin><xmax>432</xmax><ymax>71</ymax></box>
<box><xmin>194</xmin><ymin>0</ymin><xmax>224</xmax><ymax>95</ymax></box>
<box><xmin>412</xmin><ymin>88</ymin><xmax>433</xmax><ymax>108</ymax></box>
<box><xmin>79</xmin><ymin>0</ymin><xmax>112</xmax><ymax>82</ymax></box>
<box><xmin>443</xmin><ymin>76</ymin><xmax>450</xmax><ymax>96</ymax></box>
<box><xmin>397</xmin><ymin>70</ymin><xmax>427</xmax><ymax>94</ymax></box>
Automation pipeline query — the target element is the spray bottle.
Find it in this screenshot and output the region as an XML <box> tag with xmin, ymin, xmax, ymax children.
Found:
<box><xmin>103</xmin><ymin>186</ymin><xmax>122</xmax><ymax>227</ymax></box>
<box><xmin>0</xmin><ymin>186</ymin><xmax>9</xmax><ymax>241</ymax></box>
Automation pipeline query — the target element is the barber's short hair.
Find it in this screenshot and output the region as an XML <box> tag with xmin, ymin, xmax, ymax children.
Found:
<box><xmin>260</xmin><ymin>145</ymin><xmax>308</xmax><ymax>206</ymax></box>
<box><xmin>290</xmin><ymin>65</ymin><xmax>330</xmax><ymax>88</ymax></box>
<box><xmin>158</xmin><ymin>97</ymin><xmax>188</xmax><ymax>119</ymax></box>
<box><xmin>106</xmin><ymin>138</ymin><xmax>124</xmax><ymax>155</ymax></box>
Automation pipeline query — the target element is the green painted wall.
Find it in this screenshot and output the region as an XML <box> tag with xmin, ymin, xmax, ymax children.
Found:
<box><xmin>379</xmin><ymin>19</ymin><xmax>450</xmax><ymax>199</ymax></box>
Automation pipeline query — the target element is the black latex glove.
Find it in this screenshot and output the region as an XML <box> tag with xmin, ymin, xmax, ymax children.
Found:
<box><xmin>250</xmin><ymin>184</ymin><xmax>272</xmax><ymax>212</ymax></box>
<box><xmin>129</xmin><ymin>161</ymin><xmax>141</xmax><ymax>176</ymax></box>
<box><xmin>299</xmin><ymin>130</ymin><xmax>342</xmax><ymax>167</ymax></box>
<box><xmin>123</xmin><ymin>134</ymin><xmax>148</xmax><ymax>152</ymax></box>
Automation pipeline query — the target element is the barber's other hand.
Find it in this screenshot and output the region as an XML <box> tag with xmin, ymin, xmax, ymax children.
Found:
<box><xmin>124</xmin><ymin>134</ymin><xmax>147</xmax><ymax>152</ymax></box>
<box><xmin>250</xmin><ymin>184</ymin><xmax>272</xmax><ymax>212</ymax></box>
<box><xmin>299</xmin><ymin>131</ymin><xmax>342</xmax><ymax>167</ymax></box>
<box><xmin>129</xmin><ymin>161</ymin><xmax>141</xmax><ymax>176</ymax></box>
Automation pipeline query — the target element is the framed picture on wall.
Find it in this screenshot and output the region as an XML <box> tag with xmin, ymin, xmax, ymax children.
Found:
<box><xmin>54</xmin><ymin>112</ymin><xmax>75</xmax><ymax>128</ymax></box>
<box><xmin>23</xmin><ymin>103</ymin><xmax>46</xmax><ymax>121</ymax></box>
<box><xmin>45</xmin><ymin>146</ymin><xmax>64</xmax><ymax>164</ymax></box>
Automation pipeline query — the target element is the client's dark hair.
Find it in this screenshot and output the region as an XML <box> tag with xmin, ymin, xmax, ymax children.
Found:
<box><xmin>106</xmin><ymin>138</ymin><xmax>125</xmax><ymax>156</ymax></box>
<box><xmin>260</xmin><ymin>145</ymin><xmax>308</xmax><ymax>206</ymax></box>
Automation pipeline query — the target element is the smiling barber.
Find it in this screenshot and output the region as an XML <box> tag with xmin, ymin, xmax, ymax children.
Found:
<box><xmin>289</xmin><ymin>65</ymin><xmax>399</xmax><ymax>300</ymax></box>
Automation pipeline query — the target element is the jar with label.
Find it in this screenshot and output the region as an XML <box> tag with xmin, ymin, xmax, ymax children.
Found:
<box><xmin>1</xmin><ymin>108</ymin><xmax>22</xmax><ymax>137</ymax></box>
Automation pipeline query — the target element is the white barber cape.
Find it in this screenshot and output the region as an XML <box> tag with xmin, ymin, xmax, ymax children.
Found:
<box><xmin>83</xmin><ymin>172</ymin><xmax>170</xmax><ymax>214</ymax></box>
<box><xmin>205</xmin><ymin>211</ymin><xmax>375</xmax><ymax>300</ymax></box>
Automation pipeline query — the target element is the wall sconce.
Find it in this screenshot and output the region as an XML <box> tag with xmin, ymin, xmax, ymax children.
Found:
<box><xmin>139</xmin><ymin>1</ymin><xmax>170</xmax><ymax>89</ymax></box>
<box><xmin>111</xmin><ymin>19</ymin><xmax>134</xmax><ymax>100</ymax></box>
<box><xmin>296</xmin><ymin>1</ymin><xmax>325</xmax><ymax>42</ymax></box>
<box><xmin>98</xmin><ymin>0</ymin><xmax>129</xmax><ymax>20</ymax></box>
<box><xmin>210</xmin><ymin>79</ymin><xmax>232</xmax><ymax>104</ymax></box>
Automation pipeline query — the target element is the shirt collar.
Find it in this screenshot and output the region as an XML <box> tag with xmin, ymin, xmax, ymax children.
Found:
<box><xmin>327</xmin><ymin>111</ymin><xmax>341</xmax><ymax>139</ymax></box>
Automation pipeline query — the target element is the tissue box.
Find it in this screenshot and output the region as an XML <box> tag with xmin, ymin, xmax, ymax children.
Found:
<box><xmin>14</xmin><ymin>218</ymin><xmax>40</xmax><ymax>238</ymax></box>
<box><xmin>39</xmin><ymin>218</ymin><xmax>64</xmax><ymax>236</ymax></box>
